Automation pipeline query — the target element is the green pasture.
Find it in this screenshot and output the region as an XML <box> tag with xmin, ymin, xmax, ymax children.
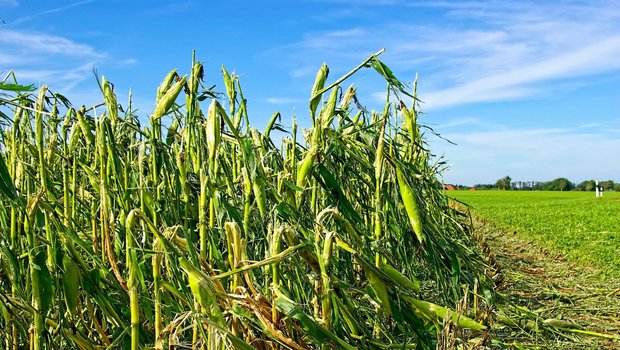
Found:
<box><xmin>450</xmin><ymin>190</ymin><xmax>620</xmax><ymax>278</ymax></box>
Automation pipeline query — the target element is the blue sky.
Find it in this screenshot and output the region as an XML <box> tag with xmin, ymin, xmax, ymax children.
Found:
<box><xmin>1</xmin><ymin>0</ymin><xmax>619</xmax><ymax>185</ymax></box>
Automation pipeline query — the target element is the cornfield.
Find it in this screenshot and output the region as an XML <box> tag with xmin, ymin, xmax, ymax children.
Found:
<box><xmin>0</xmin><ymin>51</ymin><xmax>491</xmax><ymax>349</ymax></box>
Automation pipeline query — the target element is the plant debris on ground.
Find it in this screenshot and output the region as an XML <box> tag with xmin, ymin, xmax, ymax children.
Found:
<box><xmin>472</xmin><ymin>217</ymin><xmax>620</xmax><ymax>349</ymax></box>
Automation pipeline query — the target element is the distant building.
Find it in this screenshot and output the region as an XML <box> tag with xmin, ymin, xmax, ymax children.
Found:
<box><xmin>444</xmin><ymin>184</ymin><xmax>456</xmax><ymax>191</ymax></box>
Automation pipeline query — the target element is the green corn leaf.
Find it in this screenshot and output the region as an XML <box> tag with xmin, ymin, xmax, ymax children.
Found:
<box><xmin>0</xmin><ymin>82</ymin><xmax>36</xmax><ymax>92</ymax></box>
<box><xmin>315</xmin><ymin>163</ymin><xmax>363</xmax><ymax>224</ymax></box>
<box><xmin>405</xmin><ymin>296</ymin><xmax>486</xmax><ymax>331</ymax></box>
<box><xmin>370</xmin><ymin>58</ymin><xmax>413</xmax><ymax>98</ymax></box>
<box><xmin>264</xmin><ymin>112</ymin><xmax>281</xmax><ymax>138</ymax></box>
<box><xmin>35</xmin><ymin>250</ymin><xmax>53</xmax><ymax>315</ymax></box>
<box><xmin>0</xmin><ymin>239</ymin><xmax>20</xmax><ymax>285</ymax></box>
<box><xmin>275</xmin><ymin>290</ymin><xmax>357</xmax><ymax>350</ymax></box>
<box><xmin>379</xmin><ymin>261</ymin><xmax>420</xmax><ymax>293</ymax></box>
<box><xmin>0</xmin><ymin>296</ymin><xmax>10</xmax><ymax>324</ymax></box>
<box><xmin>0</xmin><ymin>153</ymin><xmax>17</xmax><ymax>200</ymax></box>
<box><xmin>179</xmin><ymin>257</ymin><xmax>225</xmax><ymax>327</ymax></box>
<box><xmin>396</xmin><ymin>167</ymin><xmax>423</xmax><ymax>243</ymax></box>
<box><xmin>355</xmin><ymin>256</ymin><xmax>393</xmax><ymax>316</ymax></box>
<box><xmin>62</xmin><ymin>253</ymin><xmax>81</xmax><ymax>316</ymax></box>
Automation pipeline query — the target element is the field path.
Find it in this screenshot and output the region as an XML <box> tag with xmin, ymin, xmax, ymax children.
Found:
<box><xmin>475</xmin><ymin>218</ymin><xmax>620</xmax><ymax>349</ymax></box>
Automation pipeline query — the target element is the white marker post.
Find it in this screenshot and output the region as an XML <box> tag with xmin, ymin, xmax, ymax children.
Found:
<box><xmin>596</xmin><ymin>181</ymin><xmax>599</xmax><ymax>198</ymax></box>
<box><xmin>595</xmin><ymin>181</ymin><xmax>603</xmax><ymax>198</ymax></box>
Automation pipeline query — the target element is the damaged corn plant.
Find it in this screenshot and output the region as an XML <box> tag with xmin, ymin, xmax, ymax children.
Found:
<box><xmin>0</xmin><ymin>51</ymin><xmax>491</xmax><ymax>349</ymax></box>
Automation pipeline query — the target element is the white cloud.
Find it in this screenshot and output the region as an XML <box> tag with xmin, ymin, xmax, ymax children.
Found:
<box><xmin>0</xmin><ymin>30</ymin><xmax>102</xmax><ymax>58</ymax></box>
<box><xmin>579</xmin><ymin>123</ymin><xmax>602</xmax><ymax>129</ymax></box>
<box><xmin>421</xmin><ymin>36</ymin><xmax>620</xmax><ymax>109</ymax></box>
<box><xmin>0</xmin><ymin>29</ymin><xmax>106</xmax><ymax>102</ymax></box>
<box><xmin>429</xmin><ymin>117</ymin><xmax>481</xmax><ymax>129</ymax></box>
<box><xmin>300</xmin><ymin>28</ymin><xmax>366</xmax><ymax>50</ymax></box>
<box><xmin>10</xmin><ymin>63</ymin><xmax>95</xmax><ymax>91</ymax></box>
<box><xmin>10</xmin><ymin>0</ymin><xmax>94</xmax><ymax>25</ymax></box>
<box><xmin>273</xmin><ymin>1</ymin><xmax>620</xmax><ymax>110</ymax></box>
<box><xmin>265</xmin><ymin>97</ymin><xmax>302</xmax><ymax>105</ymax></box>
<box><xmin>1</xmin><ymin>4</ymin><xmax>134</xmax><ymax>108</ymax></box>
<box><xmin>119</xmin><ymin>58</ymin><xmax>138</xmax><ymax>66</ymax></box>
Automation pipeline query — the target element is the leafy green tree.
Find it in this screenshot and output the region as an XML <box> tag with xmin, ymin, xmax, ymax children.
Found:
<box><xmin>599</xmin><ymin>180</ymin><xmax>615</xmax><ymax>191</ymax></box>
<box><xmin>543</xmin><ymin>178</ymin><xmax>575</xmax><ymax>191</ymax></box>
<box><xmin>576</xmin><ymin>180</ymin><xmax>596</xmax><ymax>191</ymax></box>
<box><xmin>474</xmin><ymin>184</ymin><xmax>494</xmax><ymax>190</ymax></box>
<box><xmin>495</xmin><ymin>175</ymin><xmax>512</xmax><ymax>190</ymax></box>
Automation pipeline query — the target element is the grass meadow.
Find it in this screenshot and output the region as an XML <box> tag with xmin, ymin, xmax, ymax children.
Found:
<box><xmin>450</xmin><ymin>190</ymin><xmax>620</xmax><ymax>278</ymax></box>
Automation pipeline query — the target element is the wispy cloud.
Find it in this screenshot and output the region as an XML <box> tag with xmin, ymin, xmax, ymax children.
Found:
<box><xmin>273</xmin><ymin>1</ymin><xmax>620</xmax><ymax>110</ymax></box>
<box><xmin>10</xmin><ymin>0</ymin><xmax>93</xmax><ymax>25</ymax></box>
<box><xmin>578</xmin><ymin>123</ymin><xmax>603</xmax><ymax>129</ymax></box>
<box><xmin>265</xmin><ymin>97</ymin><xmax>303</xmax><ymax>105</ymax></box>
<box><xmin>0</xmin><ymin>0</ymin><xmax>18</xmax><ymax>6</ymax></box>
<box><xmin>429</xmin><ymin>117</ymin><xmax>481</xmax><ymax>129</ymax></box>
<box><xmin>117</xmin><ymin>58</ymin><xmax>138</xmax><ymax>66</ymax></box>
<box><xmin>0</xmin><ymin>30</ymin><xmax>102</xmax><ymax>58</ymax></box>
<box><xmin>0</xmin><ymin>28</ymin><xmax>105</xmax><ymax>99</ymax></box>
<box><xmin>10</xmin><ymin>63</ymin><xmax>96</xmax><ymax>91</ymax></box>
<box><xmin>422</xmin><ymin>36</ymin><xmax>620</xmax><ymax>108</ymax></box>
<box><xmin>290</xmin><ymin>65</ymin><xmax>315</xmax><ymax>78</ymax></box>
<box><xmin>417</xmin><ymin>2</ymin><xmax>620</xmax><ymax>109</ymax></box>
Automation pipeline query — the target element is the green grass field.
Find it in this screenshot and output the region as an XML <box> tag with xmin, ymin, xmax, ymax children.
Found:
<box><xmin>450</xmin><ymin>190</ymin><xmax>620</xmax><ymax>278</ymax></box>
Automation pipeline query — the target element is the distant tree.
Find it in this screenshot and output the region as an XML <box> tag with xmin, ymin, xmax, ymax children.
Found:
<box><xmin>615</xmin><ymin>183</ymin><xmax>620</xmax><ymax>192</ymax></box>
<box><xmin>473</xmin><ymin>184</ymin><xmax>494</xmax><ymax>190</ymax></box>
<box><xmin>524</xmin><ymin>181</ymin><xmax>545</xmax><ymax>190</ymax></box>
<box><xmin>510</xmin><ymin>181</ymin><xmax>524</xmax><ymax>190</ymax></box>
<box><xmin>599</xmin><ymin>180</ymin><xmax>615</xmax><ymax>191</ymax></box>
<box><xmin>576</xmin><ymin>180</ymin><xmax>596</xmax><ymax>191</ymax></box>
<box><xmin>558</xmin><ymin>178</ymin><xmax>571</xmax><ymax>191</ymax></box>
<box><xmin>495</xmin><ymin>176</ymin><xmax>512</xmax><ymax>190</ymax></box>
<box><xmin>543</xmin><ymin>177</ymin><xmax>574</xmax><ymax>191</ymax></box>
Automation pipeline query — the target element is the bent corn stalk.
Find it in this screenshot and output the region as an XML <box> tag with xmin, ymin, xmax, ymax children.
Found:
<box><xmin>0</xmin><ymin>51</ymin><xmax>529</xmax><ymax>350</ymax></box>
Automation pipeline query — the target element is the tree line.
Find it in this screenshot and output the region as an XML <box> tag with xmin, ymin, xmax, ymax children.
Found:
<box><xmin>468</xmin><ymin>176</ymin><xmax>620</xmax><ymax>191</ymax></box>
